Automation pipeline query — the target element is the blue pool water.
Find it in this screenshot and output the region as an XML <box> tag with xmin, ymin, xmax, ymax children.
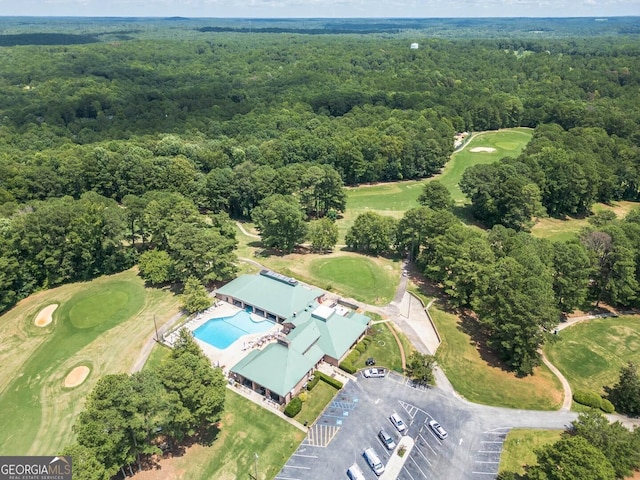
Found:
<box><xmin>193</xmin><ymin>311</ymin><xmax>273</xmax><ymax>350</ymax></box>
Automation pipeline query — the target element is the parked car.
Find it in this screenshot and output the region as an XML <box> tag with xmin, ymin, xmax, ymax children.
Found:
<box><xmin>346</xmin><ymin>463</ymin><xmax>366</xmax><ymax>480</ymax></box>
<box><xmin>390</xmin><ymin>413</ymin><xmax>406</xmax><ymax>433</ymax></box>
<box><xmin>428</xmin><ymin>419</ymin><xmax>448</xmax><ymax>439</ymax></box>
<box><xmin>363</xmin><ymin>368</ymin><xmax>385</xmax><ymax>378</ymax></box>
<box><xmin>366</xmin><ymin>357</ymin><xmax>376</xmax><ymax>366</ymax></box>
<box><xmin>363</xmin><ymin>448</ymin><xmax>385</xmax><ymax>476</ymax></box>
<box><xmin>378</xmin><ymin>429</ymin><xmax>396</xmax><ymax>451</ymax></box>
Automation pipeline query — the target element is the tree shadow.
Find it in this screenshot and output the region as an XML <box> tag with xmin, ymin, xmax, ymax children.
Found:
<box><xmin>457</xmin><ymin>309</ymin><xmax>513</xmax><ymax>373</ymax></box>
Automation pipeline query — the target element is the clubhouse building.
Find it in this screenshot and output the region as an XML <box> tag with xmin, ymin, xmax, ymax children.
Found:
<box><xmin>216</xmin><ymin>270</ymin><xmax>370</xmax><ymax>405</ymax></box>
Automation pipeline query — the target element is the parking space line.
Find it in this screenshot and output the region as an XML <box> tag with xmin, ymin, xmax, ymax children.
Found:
<box><xmin>402</xmin><ymin>465</ymin><xmax>417</xmax><ymax>480</ymax></box>
<box><xmin>292</xmin><ymin>454</ymin><xmax>318</xmax><ymax>458</ymax></box>
<box><xmin>274</xmin><ymin>476</ymin><xmax>303</xmax><ymax>480</ymax></box>
<box><xmin>412</xmin><ymin>440</ymin><xmax>433</xmax><ymax>466</ymax></box>
<box><xmin>475</xmin><ymin>461</ymin><xmax>500</xmax><ymax>464</ymax></box>
<box><xmin>285</xmin><ymin>465</ymin><xmax>311</xmax><ymax>469</ymax></box>
<box><xmin>417</xmin><ymin>433</ymin><xmax>437</xmax><ymax>456</ymax></box>
<box><xmin>471</xmin><ymin>471</ymin><xmax>498</xmax><ymax>475</ymax></box>
<box><xmin>409</xmin><ymin>454</ymin><xmax>430</xmax><ymax>478</ymax></box>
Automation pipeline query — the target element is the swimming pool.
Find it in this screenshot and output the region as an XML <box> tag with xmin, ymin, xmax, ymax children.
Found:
<box><xmin>193</xmin><ymin>311</ymin><xmax>274</xmax><ymax>350</ymax></box>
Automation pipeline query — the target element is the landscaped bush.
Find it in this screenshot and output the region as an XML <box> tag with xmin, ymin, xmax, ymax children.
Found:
<box><xmin>339</xmin><ymin>361</ymin><xmax>356</xmax><ymax>374</ymax></box>
<box><xmin>355</xmin><ymin>343</ymin><xmax>367</xmax><ymax>354</ymax></box>
<box><xmin>344</xmin><ymin>349</ymin><xmax>360</xmax><ymax>365</ymax></box>
<box><xmin>600</xmin><ymin>398</ymin><xmax>615</xmax><ymax>413</ymax></box>
<box><xmin>307</xmin><ymin>375</ymin><xmax>320</xmax><ymax>391</ymax></box>
<box><xmin>316</xmin><ymin>370</ymin><xmax>344</xmax><ymax>389</ymax></box>
<box><xmin>573</xmin><ymin>390</ymin><xmax>603</xmax><ymax>409</ymax></box>
<box><xmin>284</xmin><ymin>397</ymin><xmax>302</xmax><ymax>417</ymax></box>
<box><xmin>298</xmin><ymin>391</ymin><xmax>308</xmax><ymax>402</ymax></box>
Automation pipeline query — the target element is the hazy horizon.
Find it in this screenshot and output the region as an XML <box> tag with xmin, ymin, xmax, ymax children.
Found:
<box><xmin>0</xmin><ymin>0</ymin><xmax>638</xmax><ymax>20</ymax></box>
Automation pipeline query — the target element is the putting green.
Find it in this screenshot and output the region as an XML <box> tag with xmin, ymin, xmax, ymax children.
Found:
<box><xmin>68</xmin><ymin>291</ymin><xmax>131</xmax><ymax>329</ymax></box>
<box><xmin>308</xmin><ymin>256</ymin><xmax>396</xmax><ymax>304</ymax></box>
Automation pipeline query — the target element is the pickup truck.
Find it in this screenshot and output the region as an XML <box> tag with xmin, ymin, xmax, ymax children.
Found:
<box><xmin>363</xmin><ymin>368</ymin><xmax>386</xmax><ymax>378</ymax></box>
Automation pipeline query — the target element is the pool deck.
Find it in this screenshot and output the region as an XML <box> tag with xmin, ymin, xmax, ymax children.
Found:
<box><xmin>163</xmin><ymin>302</ymin><xmax>282</xmax><ymax>374</ymax></box>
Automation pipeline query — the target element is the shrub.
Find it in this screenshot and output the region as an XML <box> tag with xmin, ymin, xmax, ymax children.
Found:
<box><xmin>307</xmin><ymin>375</ymin><xmax>320</xmax><ymax>391</ymax></box>
<box><xmin>339</xmin><ymin>362</ymin><xmax>356</xmax><ymax>374</ymax></box>
<box><xmin>573</xmin><ymin>390</ymin><xmax>603</xmax><ymax>409</ymax></box>
<box><xmin>298</xmin><ymin>391</ymin><xmax>308</xmax><ymax>403</ymax></box>
<box><xmin>284</xmin><ymin>397</ymin><xmax>302</xmax><ymax>417</ymax></box>
<box><xmin>316</xmin><ymin>370</ymin><xmax>344</xmax><ymax>389</ymax></box>
<box><xmin>344</xmin><ymin>350</ymin><xmax>360</xmax><ymax>364</ymax></box>
<box><xmin>355</xmin><ymin>343</ymin><xmax>367</xmax><ymax>354</ymax></box>
<box><xmin>600</xmin><ymin>398</ymin><xmax>615</xmax><ymax>413</ymax></box>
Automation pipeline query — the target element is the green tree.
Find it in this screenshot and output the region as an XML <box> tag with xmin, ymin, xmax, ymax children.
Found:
<box><xmin>551</xmin><ymin>241</ymin><xmax>591</xmax><ymax>313</ymax></box>
<box><xmin>160</xmin><ymin>330</ymin><xmax>226</xmax><ymax>431</ymax></box>
<box><xmin>418</xmin><ymin>180</ymin><xmax>454</xmax><ymax>210</ymax></box>
<box><xmin>61</xmin><ymin>443</ymin><xmax>110</xmax><ymax>480</ymax></box>
<box><xmin>606</xmin><ymin>362</ymin><xmax>640</xmax><ymax>417</ymax></box>
<box><xmin>528</xmin><ymin>436</ymin><xmax>615</xmax><ymax>480</ymax></box>
<box><xmin>308</xmin><ymin>217</ymin><xmax>339</xmax><ymax>253</ymax></box>
<box><xmin>345</xmin><ymin>211</ymin><xmax>397</xmax><ymax>255</ymax></box>
<box><xmin>404</xmin><ymin>351</ymin><xmax>436</xmax><ymax>386</ymax></box>
<box><xmin>181</xmin><ymin>276</ymin><xmax>212</xmax><ymax>314</ymax></box>
<box><xmin>138</xmin><ymin>250</ymin><xmax>174</xmax><ymax>285</ymax></box>
<box><xmin>568</xmin><ymin>410</ymin><xmax>640</xmax><ymax>479</ymax></box>
<box><xmin>252</xmin><ymin>194</ymin><xmax>308</xmax><ymax>253</ymax></box>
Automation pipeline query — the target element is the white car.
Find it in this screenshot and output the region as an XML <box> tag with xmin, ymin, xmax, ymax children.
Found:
<box><xmin>390</xmin><ymin>413</ymin><xmax>406</xmax><ymax>433</ymax></box>
<box><xmin>428</xmin><ymin>419</ymin><xmax>448</xmax><ymax>439</ymax></box>
<box><xmin>363</xmin><ymin>368</ymin><xmax>385</xmax><ymax>378</ymax></box>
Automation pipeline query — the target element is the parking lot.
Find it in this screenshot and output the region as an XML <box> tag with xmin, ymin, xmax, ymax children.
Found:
<box><xmin>275</xmin><ymin>372</ymin><xmax>512</xmax><ymax>480</ymax></box>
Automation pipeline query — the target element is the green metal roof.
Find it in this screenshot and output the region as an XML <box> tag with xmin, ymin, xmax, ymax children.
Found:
<box><xmin>231</xmin><ymin>341</ymin><xmax>323</xmax><ymax>397</ymax></box>
<box><xmin>315</xmin><ymin>311</ymin><xmax>370</xmax><ymax>360</ymax></box>
<box><xmin>216</xmin><ymin>274</ymin><xmax>322</xmax><ymax>319</ymax></box>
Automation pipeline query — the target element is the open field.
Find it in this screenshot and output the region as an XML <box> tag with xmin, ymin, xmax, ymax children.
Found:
<box><xmin>499</xmin><ymin>429</ymin><xmax>563</xmax><ymax>475</ymax></box>
<box><xmin>440</xmin><ymin>128</ymin><xmax>533</xmax><ymax>203</ymax></box>
<box><xmin>430</xmin><ymin>305</ymin><xmax>563</xmax><ymax>410</ymax></box>
<box><xmin>0</xmin><ymin>269</ymin><xmax>180</xmax><ymax>455</ymax></box>
<box><xmin>131</xmin><ymin>390</ymin><xmax>306</xmax><ymax>480</ymax></box>
<box><xmin>544</xmin><ymin>316</ymin><xmax>640</xmax><ymax>397</ymax></box>
<box><xmin>530</xmin><ymin>200</ymin><xmax>640</xmax><ymax>242</ymax></box>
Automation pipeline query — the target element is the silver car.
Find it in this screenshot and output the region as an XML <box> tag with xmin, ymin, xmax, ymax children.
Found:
<box><xmin>428</xmin><ymin>419</ymin><xmax>448</xmax><ymax>439</ymax></box>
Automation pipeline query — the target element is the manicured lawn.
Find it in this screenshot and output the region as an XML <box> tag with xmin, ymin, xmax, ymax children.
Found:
<box><xmin>307</xmin><ymin>256</ymin><xmax>398</xmax><ymax>304</ymax></box>
<box><xmin>430</xmin><ymin>305</ymin><xmax>563</xmax><ymax>410</ymax></box>
<box><xmin>295</xmin><ymin>381</ymin><xmax>338</xmax><ymax>426</ymax></box>
<box><xmin>499</xmin><ymin>429</ymin><xmax>563</xmax><ymax>475</ymax></box>
<box><xmin>167</xmin><ymin>390</ymin><xmax>306</xmax><ymax>480</ymax></box>
<box><xmin>352</xmin><ymin>321</ymin><xmax>410</xmax><ymax>373</ymax></box>
<box><xmin>439</xmin><ymin>128</ymin><xmax>533</xmax><ymax>203</ymax></box>
<box><xmin>0</xmin><ymin>269</ymin><xmax>181</xmax><ymax>456</ymax></box>
<box><xmin>544</xmin><ymin>316</ymin><xmax>640</xmax><ymax>397</ymax></box>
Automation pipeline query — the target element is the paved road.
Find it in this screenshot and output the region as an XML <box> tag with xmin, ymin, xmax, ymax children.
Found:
<box><xmin>276</xmin><ymin>373</ymin><xmax>577</xmax><ymax>480</ymax></box>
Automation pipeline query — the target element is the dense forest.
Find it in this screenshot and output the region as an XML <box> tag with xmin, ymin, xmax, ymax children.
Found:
<box><xmin>1</xmin><ymin>18</ymin><xmax>640</xmax><ymax>371</ymax></box>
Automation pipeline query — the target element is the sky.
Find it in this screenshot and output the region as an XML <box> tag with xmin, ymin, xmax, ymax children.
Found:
<box><xmin>0</xmin><ymin>0</ymin><xmax>639</xmax><ymax>18</ymax></box>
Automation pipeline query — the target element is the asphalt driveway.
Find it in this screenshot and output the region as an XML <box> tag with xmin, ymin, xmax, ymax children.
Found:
<box><xmin>276</xmin><ymin>373</ymin><xmax>577</xmax><ymax>480</ymax></box>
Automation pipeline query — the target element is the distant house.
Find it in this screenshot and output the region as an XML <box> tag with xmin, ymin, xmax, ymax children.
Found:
<box><xmin>410</xmin><ymin>43</ymin><xmax>419</xmax><ymax>49</ymax></box>
<box><xmin>220</xmin><ymin>271</ymin><xmax>370</xmax><ymax>405</ymax></box>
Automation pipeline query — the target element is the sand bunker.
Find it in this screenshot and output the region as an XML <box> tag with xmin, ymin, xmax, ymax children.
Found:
<box><xmin>470</xmin><ymin>147</ymin><xmax>497</xmax><ymax>153</ymax></box>
<box><xmin>64</xmin><ymin>366</ymin><xmax>90</xmax><ymax>388</ymax></box>
<box><xmin>34</xmin><ymin>304</ymin><xmax>58</xmax><ymax>327</ymax></box>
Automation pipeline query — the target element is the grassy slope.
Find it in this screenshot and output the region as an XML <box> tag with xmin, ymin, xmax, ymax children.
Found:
<box><xmin>499</xmin><ymin>429</ymin><xmax>563</xmax><ymax>475</ymax></box>
<box><xmin>431</xmin><ymin>305</ymin><xmax>563</xmax><ymax>410</ymax></box>
<box><xmin>0</xmin><ymin>269</ymin><xmax>180</xmax><ymax>455</ymax></box>
<box><xmin>171</xmin><ymin>390</ymin><xmax>306</xmax><ymax>480</ymax></box>
<box><xmin>543</xmin><ymin>316</ymin><xmax>640</xmax><ymax>395</ymax></box>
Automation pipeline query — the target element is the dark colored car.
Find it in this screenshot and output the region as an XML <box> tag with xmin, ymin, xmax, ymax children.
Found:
<box><xmin>366</xmin><ymin>357</ymin><xmax>376</xmax><ymax>366</ymax></box>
